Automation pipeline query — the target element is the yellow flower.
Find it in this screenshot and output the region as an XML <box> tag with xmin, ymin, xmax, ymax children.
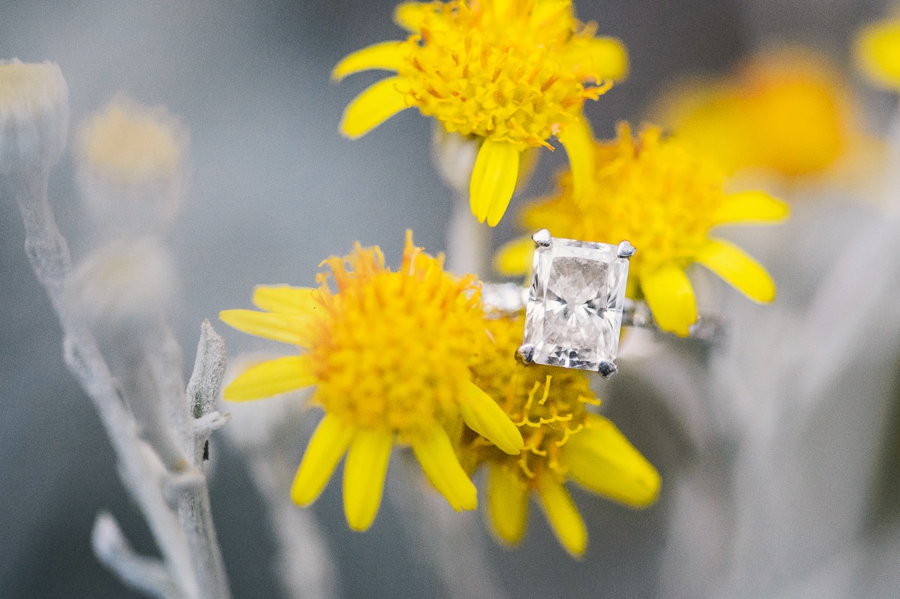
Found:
<box><xmin>220</xmin><ymin>232</ymin><xmax>523</xmax><ymax>531</ymax></box>
<box><xmin>856</xmin><ymin>19</ymin><xmax>900</xmax><ymax>90</ymax></box>
<box><xmin>333</xmin><ymin>0</ymin><xmax>627</xmax><ymax>226</ymax></box>
<box><xmin>456</xmin><ymin>316</ymin><xmax>659</xmax><ymax>557</ymax></box>
<box><xmin>653</xmin><ymin>48</ymin><xmax>854</xmax><ymax>177</ymax></box>
<box><xmin>80</xmin><ymin>99</ymin><xmax>183</xmax><ymax>184</ymax></box>
<box><xmin>496</xmin><ymin>123</ymin><xmax>789</xmax><ymax>336</ymax></box>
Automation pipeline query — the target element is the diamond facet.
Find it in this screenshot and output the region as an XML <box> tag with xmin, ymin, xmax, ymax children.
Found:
<box><xmin>524</xmin><ymin>236</ymin><xmax>630</xmax><ymax>372</ymax></box>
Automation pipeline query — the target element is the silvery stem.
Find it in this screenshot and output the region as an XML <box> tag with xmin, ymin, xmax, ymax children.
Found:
<box><xmin>883</xmin><ymin>101</ymin><xmax>900</xmax><ymax>217</ymax></box>
<box><xmin>246</xmin><ymin>456</ymin><xmax>338</xmax><ymax>599</ymax></box>
<box><xmin>445</xmin><ymin>192</ymin><xmax>490</xmax><ymax>278</ymax></box>
<box><xmin>388</xmin><ymin>454</ymin><xmax>508</xmax><ymax>599</ymax></box>
<box><xmin>6</xmin><ymin>161</ymin><xmax>230</xmax><ymax>599</ymax></box>
<box><xmin>178</xmin><ymin>322</ymin><xmax>231</xmax><ymax>599</ymax></box>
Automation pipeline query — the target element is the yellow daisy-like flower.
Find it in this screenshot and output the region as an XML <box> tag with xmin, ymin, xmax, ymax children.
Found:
<box><xmin>333</xmin><ymin>0</ymin><xmax>628</xmax><ymax>226</ymax></box>
<box><xmin>496</xmin><ymin>123</ymin><xmax>789</xmax><ymax>337</ymax></box>
<box><xmin>653</xmin><ymin>48</ymin><xmax>853</xmax><ymax>177</ymax></box>
<box><xmin>220</xmin><ymin>233</ymin><xmax>523</xmax><ymax>531</ymax></box>
<box><xmin>457</xmin><ymin>316</ymin><xmax>659</xmax><ymax>557</ymax></box>
<box><xmin>856</xmin><ymin>19</ymin><xmax>900</xmax><ymax>90</ymax></box>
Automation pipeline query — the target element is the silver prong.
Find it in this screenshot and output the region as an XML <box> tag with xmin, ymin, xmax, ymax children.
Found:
<box><xmin>516</xmin><ymin>344</ymin><xmax>535</xmax><ymax>364</ymax></box>
<box><xmin>597</xmin><ymin>360</ymin><xmax>618</xmax><ymax>378</ymax></box>
<box><xmin>532</xmin><ymin>228</ymin><xmax>552</xmax><ymax>248</ymax></box>
<box><xmin>616</xmin><ymin>240</ymin><xmax>636</xmax><ymax>259</ymax></box>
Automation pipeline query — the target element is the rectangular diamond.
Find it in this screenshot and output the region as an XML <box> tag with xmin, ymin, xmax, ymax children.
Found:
<box><xmin>524</xmin><ymin>236</ymin><xmax>629</xmax><ymax>371</ymax></box>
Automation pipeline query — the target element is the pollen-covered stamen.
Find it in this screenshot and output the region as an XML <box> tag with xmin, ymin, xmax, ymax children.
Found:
<box><xmin>512</xmin><ymin>374</ymin><xmax>587</xmax><ymax>483</ymax></box>
<box><xmin>392</xmin><ymin>0</ymin><xmax>627</xmax><ymax>151</ymax></box>
<box><xmin>466</xmin><ymin>316</ymin><xmax>598</xmax><ymax>488</ymax></box>
<box><xmin>522</xmin><ymin>123</ymin><xmax>780</xmax><ymax>276</ymax></box>
<box><xmin>307</xmin><ymin>233</ymin><xmax>485</xmax><ymax>442</ymax></box>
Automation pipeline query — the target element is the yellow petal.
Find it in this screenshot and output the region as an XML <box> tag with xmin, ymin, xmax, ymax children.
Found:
<box><xmin>252</xmin><ymin>285</ymin><xmax>320</xmax><ymax>315</ymax></box>
<box><xmin>219</xmin><ymin>309</ymin><xmax>314</xmax><ymax>346</ymax></box>
<box><xmin>713</xmin><ymin>191</ymin><xmax>790</xmax><ymax>225</ymax></box>
<box><xmin>584</xmin><ymin>37</ymin><xmax>629</xmax><ymax>80</ymax></box>
<box><xmin>332</xmin><ymin>41</ymin><xmax>405</xmax><ymax>81</ymax></box>
<box><xmin>223</xmin><ymin>355</ymin><xmax>316</xmax><ymax>401</ymax></box>
<box><xmin>563</xmin><ymin>413</ymin><xmax>660</xmax><ymax>508</ymax></box>
<box><xmin>394</xmin><ymin>2</ymin><xmax>432</xmax><ymax>32</ymax></box>
<box><xmin>487</xmin><ymin>464</ymin><xmax>529</xmax><ymax>545</ymax></box>
<box><xmin>469</xmin><ymin>140</ymin><xmax>519</xmax><ymax>227</ymax></box>
<box><xmin>855</xmin><ymin>19</ymin><xmax>900</xmax><ymax>89</ymax></box>
<box><xmin>532</xmin><ymin>0</ymin><xmax>570</xmax><ymax>24</ymax></box>
<box><xmin>343</xmin><ymin>428</ymin><xmax>393</xmax><ymax>531</ymax></box>
<box><xmin>291</xmin><ymin>414</ymin><xmax>355</xmax><ymax>506</ymax></box>
<box><xmin>557</xmin><ymin>116</ymin><xmax>594</xmax><ymax>203</ymax></box>
<box><xmin>339</xmin><ymin>76</ymin><xmax>409</xmax><ymax>139</ymax></box>
<box><xmin>411</xmin><ymin>424</ymin><xmax>477</xmax><ymax>512</ymax></box>
<box><xmin>695</xmin><ymin>238</ymin><xmax>776</xmax><ymax>303</ymax></box>
<box><xmin>641</xmin><ymin>265</ymin><xmax>697</xmax><ymax>337</ymax></box>
<box><xmin>536</xmin><ymin>476</ymin><xmax>587</xmax><ymax>557</ymax></box>
<box><xmin>494</xmin><ymin>237</ymin><xmax>534</xmax><ymax>277</ymax></box>
<box><xmin>459</xmin><ymin>381</ymin><xmax>523</xmax><ymax>455</ymax></box>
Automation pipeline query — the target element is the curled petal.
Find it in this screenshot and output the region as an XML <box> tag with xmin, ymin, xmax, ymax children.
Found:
<box><xmin>641</xmin><ymin>265</ymin><xmax>697</xmax><ymax>337</ymax></box>
<box><xmin>563</xmin><ymin>413</ymin><xmax>660</xmax><ymax>508</ymax></box>
<box><xmin>223</xmin><ymin>355</ymin><xmax>316</xmax><ymax>401</ymax></box>
<box><xmin>695</xmin><ymin>238</ymin><xmax>776</xmax><ymax>303</ymax></box>
<box><xmin>713</xmin><ymin>191</ymin><xmax>790</xmax><ymax>225</ymax></box>
<box><xmin>583</xmin><ymin>37</ymin><xmax>629</xmax><ymax>80</ymax></box>
<box><xmin>557</xmin><ymin>116</ymin><xmax>595</xmax><ymax>204</ymax></box>
<box><xmin>459</xmin><ymin>381</ymin><xmax>524</xmax><ymax>455</ymax></box>
<box><xmin>291</xmin><ymin>414</ymin><xmax>355</xmax><ymax>506</ymax></box>
<box><xmin>411</xmin><ymin>424</ymin><xmax>477</xmax><ymax>511</ymax></box>
<box><xmin>343</xmin><ymin>429</ymin><xmax>394</xmax><ymax>531</ymax></box>
<box><xmin>252</xmin><ymin>285</ymin><xmax>320</xmax><ymax>315</ymax></box>
<box><xmin>536</xmin><ymin>476</ymin><xmax>587</xmax><ymax>557</ymax></box>
<box><xmin>470</xmin><ymin>140</ymin><xmax>520</xmax><ymax>227</ymax></box>
<box><xmin>494</xmin><ymin>237</ymin><xmax>534</xmax><ymax>277</ymax></box>
<box><xmin>332</xmin><ymin>41</ymin><xmax>405</xmax><ymax>80</ymax></box>
<box><xmin>219</xmin><ymin>309</ymin><xmax>315</xmax><ymax>346</ymax></box>
<box><xmin>487</xmin><ymin>464</ymin><xmax>529</xmax><ymax>545</ymax></box>
<box><xmin>339</xmin><ymin>76</ymin><xmax>409</xmax><ymax>139</ymax></box>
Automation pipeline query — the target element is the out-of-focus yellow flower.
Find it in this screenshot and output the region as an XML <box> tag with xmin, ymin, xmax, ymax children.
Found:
<box><xmin>496</xmin><ymin>124</ymin><xmax>789</xmax><ymax>337</ymax></box>
<box><xmin>333</xmin><ymin>0</ymin><xmax>627</xmax><ymax>226</ymax></box>
<box><xmin>856</xmin><ymin>19</ymin><xmax>900</xmax><ymax>90</ymax></box>
<box><xmin>81</xmin><ymin>99</ymin><xmax>182</xmax><ymax>184</ymax></box>
<box><xmin>456</xmin><ymin>316</ymin><xmax>659</xmax><ymax>557</ymax></box>
<box><xmin>654</xmin><ymin>48</ymin><xmax>854</xmax><ymax>177</ymax></box>
<box><xmin>220</xmin><ymin>232</ymin><xmax>523</xmax><ymax>531</ymax></box>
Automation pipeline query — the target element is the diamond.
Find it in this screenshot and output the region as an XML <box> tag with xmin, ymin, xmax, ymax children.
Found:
<box><xmin>523</xmin><ymin>235</ymin><xmax>630</xmax><ymax>373</ymax></box>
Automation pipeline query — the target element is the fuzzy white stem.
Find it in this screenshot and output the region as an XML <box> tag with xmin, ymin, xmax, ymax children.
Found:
<box><xmin>172</xmin><ymin>322</ymin><xmax>232</xmax><ymax>599</ymax></box>
<box><xmin>445</xmin><ymin>192</ymin><xmax>490</xmax><ymax>278</ymax></box>
<box><xmin>388</xmin><ymin>454</ymin><xmax>508</xmax><ymax>599</ymax></box>
<box><xmin>247</xmin><ymin>456</ymin><xmax>339</xmax><ymax>599</ymax></box>
<box><xmin>882</xmin><ymin>101</ymin><xmax>900</xmax><ymax>217</ymax></box>
<box><xmin>92</xmin><ymin>512</ymin><xmax>183</xmax><ymax>599</ymax></box>
<box><xmin>6</xmin><ymin>159</ymin><xmax>230</xmax><ymax>599</ymax></box>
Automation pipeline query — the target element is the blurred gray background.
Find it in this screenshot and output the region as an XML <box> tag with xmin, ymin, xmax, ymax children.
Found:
<box><xmin>0</xmin><ymin>0</ymin><xmax>890</xmax><ymax>597</ymax></box>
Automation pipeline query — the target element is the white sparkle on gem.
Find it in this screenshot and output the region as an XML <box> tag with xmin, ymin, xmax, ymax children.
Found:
<box><xmin>524</xmin><ymin>237</ymin><xmax>629</xmax><ymax>371</ymax></box>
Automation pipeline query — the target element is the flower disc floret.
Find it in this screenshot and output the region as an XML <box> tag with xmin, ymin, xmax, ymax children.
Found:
<box><xmin>394</xmin><ymin>1</ymin><xmax>622</xmax><ymax>150</ymax></box>
<box><xmin>308</xmin><ymin>238</ymin><xmax>482</xmax><ymax>440</ymax></box>
<box><xmin>333</xmin><ymin>0</ymin><xmax>628</xmax><ymax>227</ymax></box>
<box><xmin>496</xmin><ymin>123</ymin><xmax>789</xmax><ymax>336</ymax></box>
<box><xmin>220</xmin><ymin>232</ymin><xmax>523</xmax><ymax>531</ymax></box>
<box><xmin>458</xmin><ymin>316</ymin><xmax>659</xmax><ymax>557</ymax></box>
<box><xmin>655</xmin><ymin>48</ymin><xmax>854</xmax><ymax>177</ymax></box>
